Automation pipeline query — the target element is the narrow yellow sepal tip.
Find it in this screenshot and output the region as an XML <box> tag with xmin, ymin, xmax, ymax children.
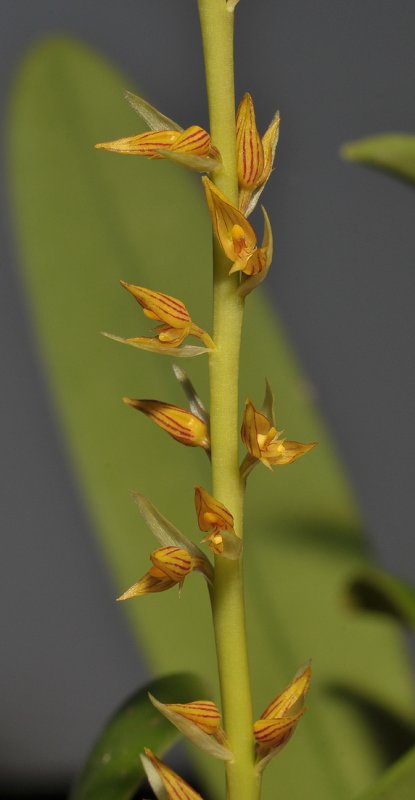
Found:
<box><xmin>236</xmin><ymin>92</ymin><xmax>280</xmax><ymax>215</ymax></box>
<box><xmin>254</xmin><ymin>662</ymin><xmax>312</xmax><ymax>769</ymax></box>
<box><xmin>122</xmin><ymin>396</ymin><xmax>136</xmax><ymax>408</ymax></box>
<box><xmin>142</xmin><ymin>749</ymin><xmax>205</xmax><ymax>799</ymax></box>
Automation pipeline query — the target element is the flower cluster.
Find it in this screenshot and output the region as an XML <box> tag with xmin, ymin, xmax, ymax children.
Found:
<box><xmin>97</xmin><ymin>73</ymin><xmax>316</xmax><ymax>794</ymax></box>
<box><xmin>138</xmin><ymin>662</ymin><xmax>311</xmax><ymax>799</ymax></box>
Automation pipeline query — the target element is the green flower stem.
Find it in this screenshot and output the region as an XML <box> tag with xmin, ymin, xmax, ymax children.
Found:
<box><xmin>197</xmin><ymin>2</ymin><xmax>260</xmax><ymax>798</ymax></box>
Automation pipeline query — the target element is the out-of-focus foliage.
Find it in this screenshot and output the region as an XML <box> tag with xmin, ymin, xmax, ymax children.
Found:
<box><xmin>8</xmin><ymin>38</ymin><xmax>415</xmax><ymax>800</ymax></box>
<box><xmin>71</xmin><ymin>673</ymin><xmax>207</xmax><ymax>800</ymax></box>
<box><xmin>348</xmin><ymin>569</ymin><xmax>415</xmax><ymax>629</ymax></box>
<box><xmin>342</xmin><ymin>134</ymin><xmax>415</xmax><ymax>184</ymax></box>
<box><xmin>356</xmin><ymin>745</ymin><xmax>415</xmax><ymax>800</ymax></box>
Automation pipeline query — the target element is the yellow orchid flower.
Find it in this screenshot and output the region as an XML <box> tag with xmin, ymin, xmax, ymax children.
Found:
<box><xmin>241</xmin><ymin>399</ymin><xmax>316</xmax><ymax>475</ymax></box>
<box><xmin>194</xmin><ymin>485</ymin><xmax>241</xmax><ymax>557</ymax></box>
<box><xmin>202</xmin><ymin>176</ymin><xmax>272</xmax><ymax>279</ymax></box>
<box><xmin>141</xmin><ymin>748</ymin><xmax>204</xmax><ymax>800</ymax></box>
<box><xmin>254</xmin><ymin>663</ymin><xmax>311</xmax><ymax>770</ymax></box>
<box><xmin>117</xmin><ymin>545</ymin><xmax>209</xmax><ymax>601</ymax></box>
<box><xmin>236</xmin><ymin>92</ymin><xmax>280</xmax><ymax>215</ymax></box>
<box><xmin>123</xmin><ymin>398</ymin><xmax>210</xmax><ymax>450</ymax></box>
<box><xmin>95</xmin><ymin>89</ymin><xmax>221</xmax><ymax>173</ymax></box>
<box><xmin>149</xmin><ymin>694</ymin><xmax>233</xmax><ymax>761</ymax></box>
<box><xmin>103</xmin><ymin>283</ymin><xmax>214</xmax><ymax>356</ymax></box>
<box><xmin>96</xmin><ymin>124</ymin><xmax>215</xmax><ymax>158</ymax></box>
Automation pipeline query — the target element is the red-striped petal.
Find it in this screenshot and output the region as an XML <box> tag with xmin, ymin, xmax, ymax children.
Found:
<box><xmin>163</xmin><ymin>700</ymin><xmax>221</xmax><ymax>735</ymax></box>
<box><xmin>236</xmin><ymin>93</ymin><xmax>265</xmax><ymax>189</ymax></box>
<box><xmin>95</xmin><ymin>129</ymin><xmax>179</xmax><ymax>156</ymax></box>
<box><xmin>150</xmin><ymin>546</ymin><xmax>193</xmax><ymax>582</ymax></box>
<box><xmin>170</xmin><ymin>125</ymin><xmax>212</xmax><ymax>156</ymax></box>
<box><xmin>254</xmin><ymin>710</ymin><xmax>304</xmax><ymax>746</ymax></box>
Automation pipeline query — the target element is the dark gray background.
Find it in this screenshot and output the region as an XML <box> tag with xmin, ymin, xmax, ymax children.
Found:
<box><xmin>1</xmin><ymin>0</ymin><xmax>414</xmax><ymax>792</ymax></box>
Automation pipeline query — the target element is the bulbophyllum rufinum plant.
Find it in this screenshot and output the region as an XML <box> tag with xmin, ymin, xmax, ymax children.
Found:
<box><xmin>95</xmin><ymin>1</ymin><xmax>316</xmax><ymax>798</ymax></box>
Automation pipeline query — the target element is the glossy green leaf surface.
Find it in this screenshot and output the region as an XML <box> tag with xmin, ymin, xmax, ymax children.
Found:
<box><xmin>356</xmin><ymin>746</ymin><xmax>415</xmax><ymax>800</ymax></box>
<box><xmin>8</xmin><ymin>39</ymin><xmax>415</xmax><ymax>800</ymax></box>
<box><xmin>71</xmin><ymin>673</ymin><xmax>206</xmax><ymax>800</ymax></box>
<box><xmin>341</xmin><ymin>134</ymin><xmax>415</xmax><ymax>183</ymax></box>
<box><xmin>348</xmin><ymin>568</ymin><xmax>415</xmax><ymax>628</ymax></box>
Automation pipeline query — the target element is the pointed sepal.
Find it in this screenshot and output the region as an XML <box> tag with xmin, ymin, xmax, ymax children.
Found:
<box><xmin>254</xmin><ymin>662</ymin><xmax>311</xmax><ymax>772</ymax></box>
<box><xmin>236</xmin><ymin>92</ymin><xmax>280</xmax><ymax>216</ymax></box>
<box><xmin>117</xmin><ymin>554</ymin><xmax>177</xmax><ymax>600</ymax></box>
<box><xmin>241</xmin><ymin>111</ymin><xmax>280</xmax><ymax>217</ymax></box>
<box><xmin>102</xmin><ymin>332</ymin><xmax>211</xmax><ymax>358</ymax></box>
<box><xmin>237</xmin><ymin>207</ymin><xmax>273</xmax><ymax>296</ymax></box>
<box><xmin>172</xmin><ymin>365</ymin><xmax>210</xmax><ymax>425</ymax></box>
<box><xmin>141</xmin><ymin>749</ymin><xmax>204</xmax><ymax>800</ymax></box>
<box><xmin>95</xmin><ymin>129</ymin><xmax>178</xmax><ymax>157</ymax></box>
<box><xmin>236</xmin><ymin>92</ymin><xmax>265</xmax><ymax>190</ymax></box>
<box><xmin>123</xmin><ymin>90</ymin><xmax>183</xmax><ymax>132</ymax></box>
<box><xmin>121</xmin><ymin>283</ymin><xmax>191</xmax><ymax>331</ymax></box>
<box><xmin>261</xmin><ymin>378</ymin><xmax>276</xmax><ymax>427</ymax></box>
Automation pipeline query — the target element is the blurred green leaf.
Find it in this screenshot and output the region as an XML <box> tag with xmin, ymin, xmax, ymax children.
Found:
<box><xmin>341</xmin><ymin>134</ymin><xmax>415</xmax><ymax>183</ymax></box>
<box><xmin>348</xmin><ymin>568</ymin><xmax>415</xmax><ymax>628</ymax></box>
<box><xmin>8</xmin><ymin>39</ymin><xmax>415</xmax><ymax>800</ymax></box>
<box><xmin>71</xmin><ymin>673</ymin><xmax>206</xmax><ymax>800</ymax></box>
<box><xmin>356</xmin><ymin>745</ymin><xmax>415</xmax><ymax>800</ymax></box>
<box><xmin>324</xmin><ymin>684</ymin><xmax>415</xmax><ymax>769</ymax></box>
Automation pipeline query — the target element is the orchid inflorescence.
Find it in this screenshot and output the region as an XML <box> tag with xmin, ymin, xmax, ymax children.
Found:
<box><xmin>96</xmin><ymin>3</ymin><xmax>316</xmax><ymax>796</ymax></box>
